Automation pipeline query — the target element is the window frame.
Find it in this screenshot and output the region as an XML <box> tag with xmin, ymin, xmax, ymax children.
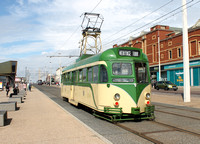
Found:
<box><xmin>112</xmin><ymin>62</ymin><xmax>132</xmax><ymax>76</ymax></box>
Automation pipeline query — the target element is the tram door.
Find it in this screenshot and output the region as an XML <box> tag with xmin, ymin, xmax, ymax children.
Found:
<box><xmin>69</xmin><ymin>71</ymin><xmax>77</xmax><ymax>105</ymax></box>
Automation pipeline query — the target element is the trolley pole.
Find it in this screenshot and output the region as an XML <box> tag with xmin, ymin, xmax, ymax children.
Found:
<box><xmin>182</xmin><ymin>0</ymin><xmax>190</xmax><ymax>102</ymax></box>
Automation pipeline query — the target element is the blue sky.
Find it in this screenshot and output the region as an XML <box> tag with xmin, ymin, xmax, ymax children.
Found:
<box><xmin>0</xmin><ymin>0</ymin><xmax>199</xmax><ymax>82</ymax></box>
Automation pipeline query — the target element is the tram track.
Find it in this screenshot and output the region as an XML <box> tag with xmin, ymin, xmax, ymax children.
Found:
<box><xmin>154</xmin><ymin>103</ymin><xmax>200</xmax><ymax>113</ymax></box>
<box><xmin>155</xmin><ymin>109</ymin><xmax>200</xmax><ymax>121</ymax></box>
<box><xmin>152</xmin><ymin>120</ymin><xmax>200</xmax><ymax>137</ymax></box>
<box><xmin>115</xmin><ymin>123</ymin><xmax>163</xmax><ymax>144</ymax></box>
<box><xmin>115</xmin><ymin>119</ymin><xmax>200</xmax><ymax>144</ymax></box>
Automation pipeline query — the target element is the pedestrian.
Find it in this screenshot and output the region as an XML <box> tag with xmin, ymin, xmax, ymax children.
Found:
<box><xmin>23</xmin><ymin>83</ymin><xmax>27</xmax><ymax>91</ymax></box>
<box><xmin>29</xmin><ymin>83</ymin><xmax>32</xmax><ymax>91</ymax></box>
<box><xmin>6</xmin><ymin>82</ymin><xmax>10</xmax><ymax>97</ymax></box>
<box><xmin>10</xmin><ymin>86</ymin><xmax>18</xmax><ymax>97</ymax></box>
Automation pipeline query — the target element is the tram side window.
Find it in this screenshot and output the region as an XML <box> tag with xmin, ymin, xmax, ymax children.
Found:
<box><xmin>72</xmin><ymin>71</ymin><xmax>76</xmax><ymax>82</ymax></box>
<box><xmin>61</xmin><ymin>74</ymin><xmax>64</xmax><ymax>83</ymax></box>
<box><xmin>93</xmin><ymin>66</ymin><xmax>99</xmax><ymax>83</ymax></box>
<box><xmin>83</xmin><ymin>68</ymin><xmax>87</xmax><ymax>82</ymax></box>
<box><xmin>135</xmin><ymin>63</ymin><xmax>148</xmax><ymax>83</ymax></box>
<box><xmin>100</xmin><ymin>65</ymin><xmax>108</xmax><ymax>82</ymax></box>
<box><xmin>88</xmin><ymin>67</ymin><xmax>93</xmax><ymax>82</ymax></box>
<box><xmin>79</xmin><ymin>69</ymin><xmax>83</xmax><ymax>82</ymax></box>
<box><xmin>76</xmin><ymin>71</ymin><xmax>79</xmax><ymax>82</ymax></box>
<box><xmin>70</xmin><ymin>72</ymin><xmax>73</xmax><ymax>82</ymax></box>
<box><xmin>65</xmin><ymin>73</ymin><xmax>69</xmax><ymax>82</ymax></box>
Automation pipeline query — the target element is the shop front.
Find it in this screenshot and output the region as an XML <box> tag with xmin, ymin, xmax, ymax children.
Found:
<box><xmin>163</xmin><ymin>60</ymin><xmax>200</xmax><ymax>86</ymax></box>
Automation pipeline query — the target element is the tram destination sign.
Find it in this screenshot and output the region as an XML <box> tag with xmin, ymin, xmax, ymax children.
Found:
<box><xmin>119</xmin><ymin>49</ymin><xmax>140</xmax><ymax>57</ymax></box>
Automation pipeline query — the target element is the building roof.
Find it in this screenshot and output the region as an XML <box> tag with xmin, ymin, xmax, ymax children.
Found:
<box><xmin>0</xmin><ymin>61</ymin><xmax>17</xmax><ymax>76</ymax></box>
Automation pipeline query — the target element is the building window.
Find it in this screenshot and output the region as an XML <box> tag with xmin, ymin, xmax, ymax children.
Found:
<box><xmin>168</xmin><ymin>41</ymin><xmax>172</xmax><ymax>46</ymax></box>
<box><xmin>161</xmin><ymin>44</ymin><xmax>163</xmax><ymax>48</ymax></box>
<box><xmin>160</xmin><ymin>26</ymin><xmax>165</xmax><ymax>30</ymax></box>
<box><xmin>199</xmin><ymin>42</ymin><xmax>200</xmax><ymax>55</ymax></box>
<box><xmin>169</xmin><ymin>50</ymin><xmax>172</xmax><ymax>59</ymax></box>
<box><xmin>178</xmin><ymin>48</ymin><xmax>181</xmax><ymax>58</ymax></box>
<box><xmin>190</xmin><ymin>41</ymin><xmax>197</xmax><ymax>56</ymax></box>
<box><xmin>152</xmin><ymin>35</ymin><xmax>156</xmax><ymax>40</ymax></box>
<box><xmin>161</xmin><ymin>54</ymin><xmax>164</xmax><ymax>59</ymax></box>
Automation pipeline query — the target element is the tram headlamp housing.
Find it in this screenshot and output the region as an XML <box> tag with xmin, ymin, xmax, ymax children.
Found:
<box><xmin>114</xmin><ymin>93</ymin><xmax>120</xmax><ymax>101</ymax></box>
<box><xmin>146</xmin><ymin>93</ymin><xmax>151</xmax><ymax>100</ymax></box>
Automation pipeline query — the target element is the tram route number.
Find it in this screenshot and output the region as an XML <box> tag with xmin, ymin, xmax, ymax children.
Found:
<box><xmin>119</xmin><ymin>49</ymin><xmax>140</xmax><ymax>57</ymax></box>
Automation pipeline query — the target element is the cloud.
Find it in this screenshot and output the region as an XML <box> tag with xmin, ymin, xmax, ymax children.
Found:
<box><xmin>0</xmin><ymin>0</ymin><xmax>200</xmax><ymax>82</ymax></box>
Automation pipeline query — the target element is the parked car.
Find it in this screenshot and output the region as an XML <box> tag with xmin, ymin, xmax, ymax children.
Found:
<box><xmin>154</xmin><ymin>81</ymin><xmax>178</xmax><ymax>91</ymax></box>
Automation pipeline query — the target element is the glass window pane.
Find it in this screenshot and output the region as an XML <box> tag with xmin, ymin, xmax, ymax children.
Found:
<box><xmin>79</xmin><ymin>70</ymin><xmax>82</xmax><ymax>82</ymax></box>
<box><xmin>72</xmin><ymin>71</ymin><xmax>76</xmax><ymax>82</ymax></box>
<box><xmin>83</xmin><ymin>68</ymin><xmax>87</xmax><ymax>82</ymax></box>
<box><xmin>112</xmin><ymin>63</ymin><xmax>132</xmax><ymax>75</ymax></box>
<box><xmin>88</xmin><ymin>67</ymin><xmax>93</xmax><ymax>82</ymax></box>
<box><xmin>93</xmin><ymin>66</ymin><xmax>99</xmax><ymax>83</ymax></box>
<box><xmin>100</xmin><ymin>65</ymin><xmax>108</xmax><ymax>82</ymax></box>
<box><xmin>135</xmin><ymin>63</ymin><xmax>148</xmax><ymax>83</ymax></box>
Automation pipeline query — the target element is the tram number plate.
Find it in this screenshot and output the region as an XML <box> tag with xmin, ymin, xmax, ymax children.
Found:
<box><xmin>119</xmin><ymin>50</ymin><xmax>140</xmax><ymax>57</ymax></box>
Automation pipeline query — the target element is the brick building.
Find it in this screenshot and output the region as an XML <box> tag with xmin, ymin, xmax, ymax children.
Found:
<box><xmin>113</xmin><ymin>19</ymin><xmax>200</xmax><ymax>86</ymax></box>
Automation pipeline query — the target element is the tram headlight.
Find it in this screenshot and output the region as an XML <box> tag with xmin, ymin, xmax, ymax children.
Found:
<box><xmin>146</xmin><ymin>93</ymin><xmax>150</xmax><ymax>100</ymax></box>
<box><xmin>114</xmin><ymin>93</ymin><xmax>120</xmax><ymax>101</ymax></box>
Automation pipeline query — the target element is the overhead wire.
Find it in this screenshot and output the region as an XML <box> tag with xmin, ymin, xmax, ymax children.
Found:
<box><xmin>56</xmin><ymin>0</ymin><xmax>103</xmax><ymax>50</ymax></box>
<box><xmin>102</xmin><ymin>0</ymin><xmax>197</xmax><ymax>47</ymax></box>
<box><xmin>102</xmin><ymin>0</ymin><xmax>174</xmax><ymax>42</ymax></box>
<box><xmin>40</xmin><ymin>0</ymin><xmax>104</xmax><ymax>81</ymax></box>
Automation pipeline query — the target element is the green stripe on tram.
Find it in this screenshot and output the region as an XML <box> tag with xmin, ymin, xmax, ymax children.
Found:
<box><xmin>63</xmin><ymin>82</ymin><xmax>98</xmax><ymax>109</ymax></box>
<box><xmin>113</xmin><ymin>84</ymin><xmax>148</xmax><ymax>104</ymax></box>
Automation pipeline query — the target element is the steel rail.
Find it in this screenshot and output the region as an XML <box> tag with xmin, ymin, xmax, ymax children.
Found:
<box><xmin>154</xmin><ymin>103</ymin><xmax>200</xmax><ymax>113</ymax></box>
<box><xmin>152</xmin><ymin>121</ymin><xmax>200</xmax><ymax>137</ymax></box>
<box><xmin>115</xmin><ymin>123</ymin><xmax>163</xmax><ymax>144</ymax></box>
<box><xmin>155</xmin><ymin>110</ymin><xmax>200</xmax><ymax>121</ymax></box>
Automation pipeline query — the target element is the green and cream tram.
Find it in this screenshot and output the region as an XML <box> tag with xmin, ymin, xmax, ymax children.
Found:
<box><xmin>61</xmin><ymin>47</ymin><xmax>154</xmax><ymax>122</ymax></box>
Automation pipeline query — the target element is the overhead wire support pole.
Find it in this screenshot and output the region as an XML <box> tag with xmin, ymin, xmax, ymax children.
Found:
<box><xmin>158</xmin><ymin>30</ymin><xmax>161</xmax><ymax>81</ymax></box>
<box><xmin>182</xmin><ymin>0</ymin><xmax>191</xmax><ymax>102</ymax></box>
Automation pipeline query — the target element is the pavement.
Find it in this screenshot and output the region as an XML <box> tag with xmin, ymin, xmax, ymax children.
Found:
<box><xmin>151</xmin><ymin>86</ymin><xmax>200</xmax><ymax>108</ymax></box>
<box><xmin>0</xmin><ymin>86</ymin><xmax>199</xmax><ymax>144</ymax></box>
<box><xmin>0</xmin><ymin>87</ymin><xmax>110</xmax><ymax>144</ymax></box>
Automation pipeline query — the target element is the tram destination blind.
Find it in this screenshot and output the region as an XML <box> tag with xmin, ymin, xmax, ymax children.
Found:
<box><xmin>119</xmin><ymin>49</ymin><xmax>140</xmax><ymax>57</ymax></box>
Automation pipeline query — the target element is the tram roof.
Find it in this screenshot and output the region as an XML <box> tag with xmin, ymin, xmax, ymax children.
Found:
<box><xmin>62</xmin><ymin>47</ymin><xmax>148</xmax><ymax>72</ymax></box>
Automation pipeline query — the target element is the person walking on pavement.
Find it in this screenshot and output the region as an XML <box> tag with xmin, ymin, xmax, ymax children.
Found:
<box><xmin>23</xmin><ymin>83</ymin><xmax>27</xmax><ymax>91</ymax></box>
<box><xmin>6</xmin><ymin>82</ymin><xmax>10</xmax><ymax>97</ymax></box>
<box><xmin>29</xmin><ymin>83</ymin><xmax>32</xmax><ymax>91</ymax></box>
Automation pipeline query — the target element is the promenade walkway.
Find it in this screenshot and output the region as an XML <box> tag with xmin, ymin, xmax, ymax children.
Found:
<box><xmin>152</xmin><ymin>86</ymin><xmax>200</xmax><ymax>108</ymax></box>
<box><xmin>0</xmin><ymin>87</ymin><xmax>109</xmax><ymax>144</ymax></box>
<box><xmin>0</xmin><ymin>86</ymin><xmax>199</xmax><ymax>143</ymax></box>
